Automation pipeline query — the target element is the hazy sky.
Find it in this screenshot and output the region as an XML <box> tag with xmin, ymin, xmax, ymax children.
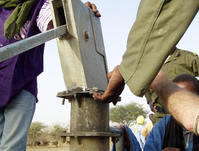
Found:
<box><xmin>33</xmin><ymin>0</ymin><xmax>199</xmax><ymax>126</ymax></box>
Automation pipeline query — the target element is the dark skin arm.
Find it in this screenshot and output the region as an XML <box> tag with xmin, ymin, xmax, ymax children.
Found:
<box><xmin>93</xmin><ymin>67</ymin><xmax>199</xmax><ymax>133</ymax></box>
<box><xmin>93</xmin><ymin>66</ymin><xmax>125</xmax><ymax>103</ymax></box>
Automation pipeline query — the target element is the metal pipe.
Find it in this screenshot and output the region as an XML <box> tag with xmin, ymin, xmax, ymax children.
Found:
<box><xmin>0</xmin><ymin>25</ymin><xmax>68</xmax><ymax>62</ymax></box>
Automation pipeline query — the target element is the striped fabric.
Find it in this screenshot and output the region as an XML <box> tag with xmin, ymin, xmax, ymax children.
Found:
<box><xmin>36</xmin><ymin>0</ymin><xmax>52</xmax><ymax>32</ymax></box>
<box><xmin>14</xmin><ymin>0</ymin><xmax>52</xmax><ymax>40</ymax></box>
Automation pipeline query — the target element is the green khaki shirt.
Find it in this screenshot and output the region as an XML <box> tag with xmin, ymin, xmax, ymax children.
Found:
<box><xmin>145</xmin><ymin>48</ymin><xmax>199</xmax><ymax>123</ymax></box>
<box><xmin>119</xmin><ymin>0</ymin><xmax>199</xmax><ymax>96</ymax></box>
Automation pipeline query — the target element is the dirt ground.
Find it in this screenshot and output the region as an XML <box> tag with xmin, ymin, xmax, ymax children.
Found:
<box><xmin>27</xmin><ymin>145</ymin><xmax>113</xmax><ymax>151</ymax></box>
<box><xmin>27</xmin><ymin>146</ymin><xmax>69</xmax><ymax>151</ymax></box>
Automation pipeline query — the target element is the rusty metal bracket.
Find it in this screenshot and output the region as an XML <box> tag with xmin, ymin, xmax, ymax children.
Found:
<box><xmin>57</xmin><ymin>87</ymin><xmax>121</xmax><ymax>105</ymax></box>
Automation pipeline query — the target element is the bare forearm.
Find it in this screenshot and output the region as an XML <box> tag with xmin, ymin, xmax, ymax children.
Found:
<box><xmin>166</xmin><ymin>89</ymin><xmax>199</xmax><ymax>132</ymax></box>
<box><xmin>151</xmin><ymin>71</ymin><xmax>199</xmax><ymax>133</ymax></box>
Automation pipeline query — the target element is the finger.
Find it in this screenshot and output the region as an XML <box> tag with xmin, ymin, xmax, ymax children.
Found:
<box><xmin>91</xmin><ymin>4</ymin><xmax>101</xmax><ymax>17</ymax></box>
<box><xmin>91</xmin><ymin>3</ymin><xmax>97</xmax><ymax>13</ymax></box>
<box><xmin>84</xmin><ymin>1</ymin><xmax>91</xmax><ymax>8</ymax></box>
<box><xmin>93</xmin><ymin>92</ymin><xmax>113</xmax><ymax>103</ymax></box>
<box><xmin>95</xmin><ymin>11</ymin><xmax>101</xmax><ymax>17</ymax></box>
<box><xmin>93</xmin><ymin>93</ymin><xmax>105</xmax><ymax>101</ymax></box>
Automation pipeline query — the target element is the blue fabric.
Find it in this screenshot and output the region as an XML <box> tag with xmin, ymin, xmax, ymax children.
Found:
<box><xmin>144</xmin><ymin>116</ymin><xmax>170</xmax><ymax>151</ymax></box>
<box><xmin>0</xmin><ymin>90</ymin><xmax>36</xmax><ymax>151</ymax></box>
<box><xmin>112</xmin><ymin>142</ymin><xmax>116</xmax><ymax>151</ymax></box>
<box><xmin>144</xmin><ymin>115</ymin><xmax>194</xmax><ymax>151</ymax></box>
<box><xmin>189</xmin><ymin>134</ymin><xmax>193</xmax><ymax>151</ymax></box>
<box><xmin>125</xmin><ymin>126</ymin><xmax>142</xmax><ymax>151</ymax></box>
<box><xmin>112</xmin><ymin>125</ymin><xmax>141</xmax><ymax>151</ymax></box>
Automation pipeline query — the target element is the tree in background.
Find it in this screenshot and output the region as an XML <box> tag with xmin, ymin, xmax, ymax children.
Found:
<box><xmin>50</xmin><ymin>124</ymin><xmax>67</xmax><ymax>141</ymax></box>
<box><xmin>28</xmin><ymin>122</ymin><xmax>47</xmax><ymax>146</ymax></box>
<box><xmin>110</xmin><ymin>103</ymin><xmax>148</xmax><ymax>126</ymax></box>
<box><xmin>28</xmin><ymin>122</ymin><xmax>68</xmax><ymax>146</ymax></box>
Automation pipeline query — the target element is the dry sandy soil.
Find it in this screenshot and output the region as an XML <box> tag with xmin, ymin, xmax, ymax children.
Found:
<box><xmin>27</xmin><ymin>146</ymin><xmax>69</xmax><ymax>151</ymax></box>
<box><xmin>27</xmin><ymin>145</ymin><xmax>113</xmax><ymax>151</ymax></box>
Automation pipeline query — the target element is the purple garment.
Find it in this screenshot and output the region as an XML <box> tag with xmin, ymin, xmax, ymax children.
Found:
<box><xmin>0</xmin><ymin>0</ymin><xmax>45</xmax><ymax>107</ymax></box>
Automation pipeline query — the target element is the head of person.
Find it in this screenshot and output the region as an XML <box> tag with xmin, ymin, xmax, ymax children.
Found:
<box><xmin>136</xmin><ymin>115</ymin><xmax>145</xmax><ymax>125</ymax></box>
<box><xmin>173</xmin><ymin>74</ymin><xmax>199</xmax><ymax>95</ymax></box>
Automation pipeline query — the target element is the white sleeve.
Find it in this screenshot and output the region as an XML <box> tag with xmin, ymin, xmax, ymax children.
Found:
<box><xmin>36</xmin><ymin>0</ymin><xmax>52</xmax><ymax>32</ymax></box>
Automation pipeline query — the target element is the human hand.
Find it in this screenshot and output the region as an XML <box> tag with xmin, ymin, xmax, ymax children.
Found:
<box><xmin>93</xmin><ymin>66</ymin><xmax>125</xmax><ymax>103</ymax></box>
<box><xmin>162</xmin><ymin>147</ymin><xmax>180</xmax><ymax>151</ymax></box>
<box><xmin>85</xmin><ymin>1</ymin><xmax>101</xmax><ymax>17</ymax></box>
<box><xmin>46</xmin><ymin>1</ymin><xmax>100</xmax><ymax>31</ymax></box>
